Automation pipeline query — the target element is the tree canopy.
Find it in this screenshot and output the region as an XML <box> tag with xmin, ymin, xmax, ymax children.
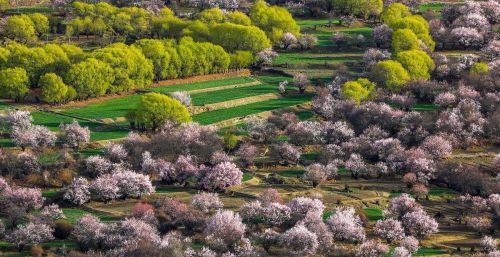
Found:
<box><xmin>127</xmin><ymin>92</ymin><xmax>191</xmax><ymax>130</ymax></box>
<box><xmin>371</xmin><ymin>60</ymin><xmax>410</xmax><ymax>91</ymax></box>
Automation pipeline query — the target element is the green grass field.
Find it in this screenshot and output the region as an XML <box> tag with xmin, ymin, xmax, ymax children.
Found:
<box><xmin>146</xmin><ymin>76</ymin><xmax>256</xmax><ymax>94</ymax></box>
<box><xmin>277</xmin><ymin>169</ymin><xmax>305</xmax><ymax>177</ymax></box>
<box><xmin>191</xmin><ymin>83</ymin><xmax>280</xmax><ymax>106</ymax></box>
<box><xmin>274</xmin><ymin>52</ymin><xmax>363</xmax><ymax>65</ymax></box>
<box><xmin>192</xmin><ymin>93</ymin><xmax>313</xmax><ymax>125</ymax></box>
<box><xmin>419</xmin><ymin>2</ymin><xmax>446</xmax><ymax>12</ymax></box>
<box><xmin>62</xmin><ymin>208</ymin><xmax>117</xmax><ymax>223</ymax></box>
<box><xmin>32</xmin><ymin>112</ymin><xmax>129</xmax><ymax>141</ymax></box>
<box><xmin>363</xmin><ymin>207</ymin><xmax>384</xmax><ymax>221</ymax></box>
<box><xmin>5</xmin><ymin>5</ymin><xmax>54</xmax><ymax>14</ymax></box>
<box><xmin>61</xmin><ymin>95</ymin><xmax>142</xmax><ymax>121</ymax></box>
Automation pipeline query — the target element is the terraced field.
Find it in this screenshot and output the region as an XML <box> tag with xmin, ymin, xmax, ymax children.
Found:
<box><xmin>274</xmin><ymin>52</ymin><xmax>364</xmax><ymax>65</ymax></box>
<box><xmin>32</xmin><ymin>112</ymin><xmax>129</xmax><ymax>141</ymax></box>
<box><xmin>193</xmin><ymin>93</ymin><xmax>314</xmax><ymax>125</ymax></box>
<box><xmin>57</xmin><ymin>75</ymin><xmax>308</xmax><ymax>126</ymax></box>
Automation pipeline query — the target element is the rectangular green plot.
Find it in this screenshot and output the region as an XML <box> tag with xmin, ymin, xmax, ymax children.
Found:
<box><xmin>191</xmin><ymin>83</ymin><xmax>280</xmax><ymax>106</ymax></box>
<box><xmin>147</xmin><ymin>76</ymin><xmax>256</xmax><ymax>94</ymax></box>
<box><xmin>274</xmin><ymin>52</ymin><xmax>363</xmax><ymax>65</ymax></box>
<box><xmin>32</xmin><ymin>112</ymin><xmax>129</xmax><ymax>141</ymax></box>
<box><xmin>419</xmin><ymin>2</ymin><xmax>446</xmax><ymax>12</ymax></box>
<box><xmin>193</xmin><ymin>93</ymin><xmax>313</xmax><ymax>125</ymax></box>
<box><xmin>364</xmin><ymin>208</ymin><xmax>384</xmax><ymax>221</ymax></box>
<box><xmin>61</xmin><ymin>95</ymin><xmax>142</xmax><ymax>120</ymax></box>
<box><xmin>62</xmin><ymin>208</ymin><xmax>118</xmax><ymax>223</ymax></box>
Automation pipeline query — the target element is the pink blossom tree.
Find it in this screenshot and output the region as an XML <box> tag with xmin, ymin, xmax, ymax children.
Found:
<box><xmin>73</xmin><ymin>215</ymin><xmax>106</xmax><ymax>250</ymax></box>
<box><xmin>5</xmin><ymin>110</ymin><xmax>33</xmax><ymax>129</ymax></box>
<box><xmin>269</xmin><ymin>143</ymin><xmax>301</xmax><ymax>165</ymax></box>
<box><xmin>255</xmin><ymin>48</ymin><xmax>278</xmax><ymax>66</ymax></box>
<box><xmin>5</xmin><ymin>186</ymin><xmax>44</xmax><ymax>211</ymax></box>
<box><xmin>488</xmin><ymin>194</ymin><xmax>500</xmax><ymax>216</ymax></box>
<box><xmin>200</xmin><ymin>162</ymin><xmax>242</xmax><ymax>191</ymax></box>
<box><xmin>170</xmin><ymin>155</ymin><xmax>199</xmax><ymax>185</ymax></box>
<box><xmin>112</xmin><ymin>218</ymin><xmax>161</xmax><ymax>248</ymax></box>
<box><xmin>279</xmin><ymin>224</ymin><xmax>318</xmax><ymax>256</ymax></box>
<box><xmin>258</xmin><ymin>188</ymin><xmax>283</xmax><ymax>205</ymax></box>
<box><xmin>287</xmin><ymin>197</ymin><xmax>325</xmax><ymax>222</ymax></box>
<box><xmin>298</xmin><ymin>34</ymin><xmax>318</xmax><ymax>49</ymax></box>
<box><xmin>436</xmin><ymin>99</ymin><xmax>486</xmax><ymax>148</ymax></box>
<box><xmin>210</xmin><ymin>151</ymin><xmax>232</xmax><ymax>165</ymax></box>
<box><xmin>170</xmin><ymin>91</ymin><xmax>192</xmax><ymax>107</ymax></box>
<box><xmin>400</xmin><ymin>236</ymin><xmax>419</xmax><ymax>253</ymax></box>
<box><xmin>303</xmin><ymin>163</ymin><xmax>329</xmax><ymax>187</ymax></box>
<box><xmin>14</xmin><ymin>152</ymin><xmax>41</xmax><ymax>177</ymax></box>
<box><xmin>287</xmin><ymin>121</ymin><xmax>325</xmax><ymax>145</ymax></box>
<box><xmin>363</xmin><ymin>48</ymin><xmax>392</xmax><ymax>68</ymax></box>
<box><xmin>450</xmin><ymin>27</ymin><xmax>484</xmax><ymax>49</ymax></box>
<box><xmin>247</xmin><ymin>119</ymin><xmax>277</xmax><ymax>143</ymax></box>
<box><xmin>240</xmin><ymin>201</ymin><xmax>291</xmax><ymax>226</ymax></box>
<box><xmin>8</xmin><ymin>222</ymin><xmax>54</xmax><ymax>250</ymax></box>
<box><xmin>373</xmin><ymin>218</ymin><xmax>405</xmax><ymax>242</ymax></box>
<box><xmin>481</xmin><ymin>236</ymin><xmax>497</xmax><ymax>253</ymax></box>
<box><xmin>465</xmin><ymin>216</ymin><xmax>492</xmax><ymax>234</ymax></box>
<box><xmin>434</xmin><ymin>92</ymin><xmax>457</xmax><ymax>108</ymax></box>
<box><xmin>191</xmin><ymin>192</ymin><xmax>224</xmax><ymax>213</ymax></box>
<box><xmin>85</xmin><ymin>156</ymin><xmax>112</xmax><ymax>178</ymax></box>
<box><xmin>105</xmin><ymin>143</ymin><xmax>128</xmax><ymax>163</ymax></box>
<box><xmin>0</xmin><ymin>177</ymin><xmax>10</xmax><ymax>194</ymax></box>
<box><xmin>411</xmin><ymin>184</ymin><xmax>429</xmax><ymax>200</ymax></box>
<box><xmin>420</xmin><ymin>135</ymin><xmax>453</xmax><ymax>158</ymax></box>
<box><xmin>111</xmin><ymin>168</ymin><xmax>155</xmax><ymax>198</ymax></box>
<box><xmin>90</xmin><ymin>174</ymin><xmax>120</xmax><ymax>203</ymax></box>
<box><xmin>293</xmin><ymin>73</ymin><xmax>309</xmax><ymax>94</ymax></box>
<box><xmin>373</xmin><ymin>25</ymin><xmax>393</xmax><ymax>48</ymax></box>
<box><xmin>298</xmin><ymin>212</ymin><xmax>333</xmax><ymax>252</ymax></box>
<box><xmin>204</xmin><ymin>210</ymin><xmax>246</xmax><ymax>251</ymax></box>
<box><xmin>327</xmin><ymin>206</ymin><xmax>366</xmax><ymax>243</ymax></box>
<box><xmin>11</xmin><ymin>125</ymin><xmax>56</xmax><ymax>150</ymax></box>
<box><xmin>401</xmin><ymin>172</ymin><xmax>417</xmax><ymax>188</ymax></box>
<box><xmin>39</xmin><ymin>203</ymin><xmax>66</xmax><ymax>221</ymax></box>
<box><xmin>63</xmin><ymin>177</ymin><xmax>91</xmax><ymax>205</ymax></box>
<box><xmin>482</xmin><ymin>40</ymin><xmax>500</xmax><ymax>59</ymax></box>
<box><xmin>452</xmin><ymin>13</ymin><xmax>490</xmax><ymax>32</ymax></box>
<box><xmin>131</xmin><ymin>202</ymin><xmax>157</xmax><ymax>226</ymax></box>
<box><xmin>59</xmin><ymin>121</ymin><xmax>91</xmax><ymax>150</ymax></box>
<box><xmin>235</xmin><ymin>143</ymin><xmax>258</xmax><ymax>167</ymax></box>
<box><xmin>402</xmin><ymin>209</ymin><xmax>439</xmax><ymax>237</ymax></box>
<box><xmin>355</xmin><ymin>240</ymin><xmax>390</xmax><ymax>257</ymax></box>
<box><xmin>281</xmin><ymin>32</ymin><xmax>297</xmax><ymax>49</ymax></box>
<box><xmin>345</xmin><ymin>153</ymin><xmax>368</xmax><ymax>179</ymax></box>
<box><xmin>384</xmin><ymin>194</ymin><xmax>422</xmax><ymax>219</ymax></box>
<box><xmin>324</xmin><ymin>121</ymin><xmax>355</xmax><ymax>145</ymax></box>
<box><xmin>392</xmin><ymin>247</ymin><xmax>411</xmax><ymax>257</ymax></box>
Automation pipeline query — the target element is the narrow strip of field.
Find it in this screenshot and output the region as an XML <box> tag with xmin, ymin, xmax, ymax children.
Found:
<box><xmin>32</xmin><ymin>112</ymin><xmax>129</xmax><ymax>141</ymax></box>
<box><xmin>192</xmin><ymin>93</ymin><xmax>314</xmax><ymax>125</ymax></box>
<box><xmin>192</xmin><ymin>93</ymin><xmax>281</xmax><ymax>114</ymax></box>
<box><xmin>274</xmin><ymin>52</ymin><xmax>364</xmax><ymax>65</ymax></box>
<box><xmin>191</xmin><ymin>83</ymin><xmax>282</xmax><ymax>106</ymax></box>
<box><xmin>146</xmin><ymin>76</ymin><xmax>257</xmax><ymax>94</ymax></box>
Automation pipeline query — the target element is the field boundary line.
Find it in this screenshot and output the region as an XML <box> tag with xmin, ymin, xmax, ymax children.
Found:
<box><xmin>191</xmin><ymin>93</ymin><xmax>281</xmax><ymax>115</ymax></box>
<box><xmin>211</xmin><ymin>101</ymin><xmax>311</xmax><ymax>128</ymax></box>
<box><xmin>186</xmin><ymin>80</ymin><xmax>261</xmax><ymax>94</ymax></box>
